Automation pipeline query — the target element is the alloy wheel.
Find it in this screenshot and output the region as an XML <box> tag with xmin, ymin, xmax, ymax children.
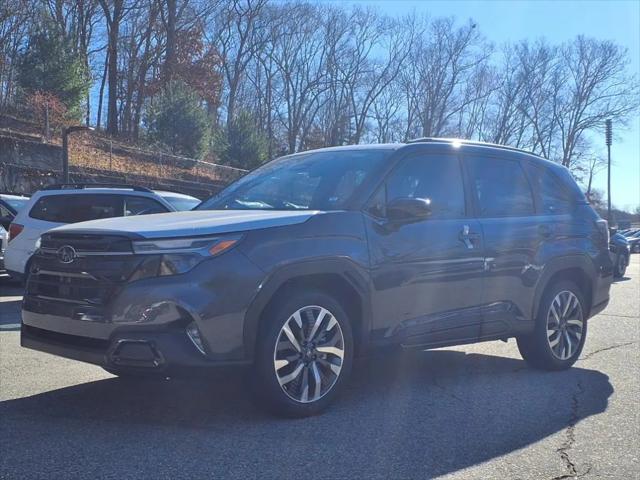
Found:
<box><xmin>273</xmin><ymin>305</ymin><xmax>345</xmax><ymax>403</ymax></box>
<box><xmin>546</xmin><ymin>290</ymin><xmax>584</xmax><ymax>360</ymax></box>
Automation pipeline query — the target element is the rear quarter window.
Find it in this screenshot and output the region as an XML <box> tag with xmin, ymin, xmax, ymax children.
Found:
<box><xmin>524</xmin><ymin>162</ymin><xmax>583</xmax><ymax>214</ymax></box>
<box><xmin>29</xmin><ymin>194</ymin><xmax>124</xmax><ymax>223</ymax></box>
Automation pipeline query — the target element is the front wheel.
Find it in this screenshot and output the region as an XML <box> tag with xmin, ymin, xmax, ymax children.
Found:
<box><xmin>252</xmin><ymin>290</ymin><xmax>353</xmax><ymax>417</ymax></box>
<box><xmin>517</xmin><ymin>281</ymin><xmax>587</xmax><ymax>370</ymax></box>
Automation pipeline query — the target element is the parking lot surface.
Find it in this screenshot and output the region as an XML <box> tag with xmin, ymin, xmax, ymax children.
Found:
<box><xmin>1</xmin><ymin>257</ymin><xmax>638</xmax><ymax>479</ymax></box>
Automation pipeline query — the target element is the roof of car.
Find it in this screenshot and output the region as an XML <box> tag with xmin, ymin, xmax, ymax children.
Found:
<box><xmin>294</xmin><ymin>139</ymin><xmax>550</xmax><ymax>164</ymax></box>
<box><xmin>287</xmin><ymin>143</ymin><xmax>404</xmax><ymax>155</ymax></box>
<box><xmin>153</xmin><ymin>190</ymin><xmax>199</xmax><ymax>200</ymax></box>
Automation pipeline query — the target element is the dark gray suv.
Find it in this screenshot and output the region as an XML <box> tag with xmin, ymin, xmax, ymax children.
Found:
<box><xmin>21</xmin><ymin>139</ymin><xmax>613</xmax><ymax>416</ymax></box>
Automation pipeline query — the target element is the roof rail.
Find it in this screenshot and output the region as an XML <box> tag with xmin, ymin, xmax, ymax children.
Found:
<box><xmin>43</xmin><ymin>183</ymin><xmax>153</xmax><ymax>193</ymax></box>
<box><xmin>407</xmin><ymin>137</ymin><xmax>534</xmax><ymax>156</ymax></box>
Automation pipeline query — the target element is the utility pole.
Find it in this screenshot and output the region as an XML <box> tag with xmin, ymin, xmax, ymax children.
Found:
<box><xmin>605</xmin><ymin>119</ymin><xmax>612</xmax><ymax>224</ymax></box>
<box><xmin>61</xmin><ymin>125</ymin><xmax>95</xmax><ymax>183</ymax></box>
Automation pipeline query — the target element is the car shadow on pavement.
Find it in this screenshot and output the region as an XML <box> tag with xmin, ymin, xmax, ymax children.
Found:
<box><xmin>0</xmin><ymin>350</ymin><xmax>612</xmax><ymax>479</ymax></box>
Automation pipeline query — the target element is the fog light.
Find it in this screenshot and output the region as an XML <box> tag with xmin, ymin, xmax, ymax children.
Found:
<box><xmin>186</xmin><ymin>321</ymin><xmax>206</xmax><ymax>355</ymax></box>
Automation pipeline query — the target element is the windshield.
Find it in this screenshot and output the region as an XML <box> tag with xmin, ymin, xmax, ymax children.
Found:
<box><xmin>160</xmin><ymin>196</ymin><xmax>200</xmax><ymax>211</ymax></box>
<box><xmin>197</xmin><ymin>149</ymin><xmax>392</xmax><ymax>211</ymax></box>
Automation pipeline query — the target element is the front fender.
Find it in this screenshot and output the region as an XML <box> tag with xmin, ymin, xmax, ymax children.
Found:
<box><xmin>242</xmin><ymin>257</ymin><xmax>372</xmax><ymax>361</ymax></box>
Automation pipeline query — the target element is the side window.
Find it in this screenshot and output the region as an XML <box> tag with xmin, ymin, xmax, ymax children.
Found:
<box><xmin>124</xmin><ymin>196</ymin><xmax>168</xmax><ymax>216</ymax></box>
<box><xmin>465</xmin><ymin>156</ymin><xmax>534</xmax><ymax>217</ymax></box>
<box><xmin>29</xmin><ymin>194</ymin><xmax>124</xmax><ymax>223</ymax></box>
<box><xmin>525</xmin><ymin>163</ymin><xmax>576</xmax><ymax>214</ymax></box>
<box><xmin>373</xmin><ymin>154</ymin><xmax>466</xmax><ymax>219</ymax></box>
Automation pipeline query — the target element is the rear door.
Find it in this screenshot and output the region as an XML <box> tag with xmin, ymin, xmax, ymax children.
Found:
<box><xmin>464</xmin><ymin>154</ymin><xmax>540</xmax><ymax>338</ymax></box>
<box><xmin>365</xmin><ymin>150</ymin><xmax>485</xmax><ymax>346</ymax></box>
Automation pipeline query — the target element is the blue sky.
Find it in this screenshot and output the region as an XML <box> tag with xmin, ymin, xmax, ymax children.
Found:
<box><xmin>326</xmin><ymin>0</ymin><xmax>640</xmax><ymax>211</ymax></box>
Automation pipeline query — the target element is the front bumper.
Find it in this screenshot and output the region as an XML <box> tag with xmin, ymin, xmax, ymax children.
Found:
<box><xmin>21</xmin><ymin>249</ymin><xmax>264</xmax><ymax>374</ymax></box>
<box><xmin>21</xmin><ymin>323</ymin><xmax>249</xmax><ymax>376</ymax></box>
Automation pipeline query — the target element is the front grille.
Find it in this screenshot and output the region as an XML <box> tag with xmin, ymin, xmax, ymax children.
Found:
<box><xmin>25</xmin><ymin>233</ymin><xmax>143</xmax><ymax>320</ymax></box>
<box><xmin>40</xmin><ymin>233</ymin><xmax>132</xmax><ymax>253</ymax></box>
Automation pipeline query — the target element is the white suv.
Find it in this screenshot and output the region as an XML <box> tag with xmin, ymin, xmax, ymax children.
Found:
<box><xmin>4</xmin><ymin>184</ymin><xmax>199</xmax><ymax>280</ymax></box>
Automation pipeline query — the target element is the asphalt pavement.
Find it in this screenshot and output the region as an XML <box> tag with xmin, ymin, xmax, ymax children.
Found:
<box><xmin>0</xmin><ymin>258</ymin><xmax>638</xmax><ymax>479</ymax></box>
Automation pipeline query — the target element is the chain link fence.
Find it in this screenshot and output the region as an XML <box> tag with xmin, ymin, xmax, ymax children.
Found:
<box><xmin>0</xmin><ymin>123</ymin><xmax>247</xmax><ymax>198</ymax></box>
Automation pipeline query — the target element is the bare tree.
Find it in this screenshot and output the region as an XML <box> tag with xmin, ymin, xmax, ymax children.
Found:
<box><xmin>213</xmin><ymin>0</ymin><xmax>267</xmax><ymax>127</ymax></box>
<box><xmin>268</xmin><ymin>2</ymin><xmax>328</xmax><ymax>153</ymax></box>
<box><xmin>554</xmin><ymin>36</ymin><xmax>639</xmax><ymax>168</ymax></box>
<box><xmin>411</xmin><ymin>18</ymin><xmax>492</xmax><ymax>137</ymax></box>
<box><xmin>98</xmin><ymin>0</ymin><xmax>128</xmax><ymax>134</ymax></box>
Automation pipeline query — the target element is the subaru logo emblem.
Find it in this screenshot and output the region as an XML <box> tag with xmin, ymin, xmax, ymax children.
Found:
<box><xmin>57</xmin><ymin>245</ymin><xmax>77</xmax><ymax>264</ymax></box>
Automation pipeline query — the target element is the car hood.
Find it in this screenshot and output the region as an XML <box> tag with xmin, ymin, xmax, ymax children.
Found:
<box><xmin>49</xmin><ymin>210</ymin><xmax>323</xmax><ymax>239</ymax></box>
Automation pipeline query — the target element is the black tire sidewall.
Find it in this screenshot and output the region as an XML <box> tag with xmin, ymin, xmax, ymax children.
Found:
<box><xmin>252</xmin><ymin>290</ymin><xmax>354</xmax><ymax>417</ymax></box>
<box><xmin>614</xmin><ymin>254</ymin><xmax>626</xmax><ymax>278</ymax></box>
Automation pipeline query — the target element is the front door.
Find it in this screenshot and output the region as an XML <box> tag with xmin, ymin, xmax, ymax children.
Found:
<box><xmin>364</xmin><ymin>152</ymin><xmax>485</xmax><ymax>346</ymax></box>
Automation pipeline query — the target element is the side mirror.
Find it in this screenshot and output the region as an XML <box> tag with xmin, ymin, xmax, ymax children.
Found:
<box><xmin>386</xmin><ymin>197</ymin><xmax>432</xmax><ymax>222</ymax></box>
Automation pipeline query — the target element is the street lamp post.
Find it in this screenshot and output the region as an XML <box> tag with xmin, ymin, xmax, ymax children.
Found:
<box><xmin>61</xmin><ymin>125</ymin><xmax>94</xmax><ymax>183</ymax></box>
<box><xmin>605</xmin><ymin>119</ymin><xmax>612</xmax><ymax>224</ymax></box>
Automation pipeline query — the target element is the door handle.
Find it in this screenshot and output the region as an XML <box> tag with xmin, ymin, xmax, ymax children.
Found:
<box><xmin>460</xmin><ymin>224</ymin><xmax>479</xmax><ymax>249</ymax></box>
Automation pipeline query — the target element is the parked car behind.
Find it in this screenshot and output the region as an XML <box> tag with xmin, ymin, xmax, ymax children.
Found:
<box><xmin>21</xmin><ymin>139</ymin><xmax>613</xmax><ymax>417</ymax></box>
<box><xmin>0</xmin><ymin>193</ymin><xmax>30</xmax><ymax>229</ymax></box>
<box><xmin>626</xmin><ymin>231</ymin><xmax>640</xmax><ymax>254</ymax></box>
<box><xmin>4</xmin><ymin>184</ymin><xmax>199</xmax><ymax>280</ymax></box>
<box><xmin>0</xmin><ymin>193</ymin><xmax>30</xmax><ymax>272</ymax></box>
<box><xmin>620</xmin><ymin>228</ymin><xmax>640</xmax><ymax>237</ymax></box>
<box><xmin>610</xmin><ymin>231</ymin><xmax>630</xmax><ymax>277</ymax></box>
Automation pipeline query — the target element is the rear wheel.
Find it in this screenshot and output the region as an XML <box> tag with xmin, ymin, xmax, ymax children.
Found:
<box><xmin>251</xmin><ymin>290</ymin><xmax>353</xmax><ymax>417</ymax></box>
<box><xmin>517</xmin><ymin>281</ymin><xmax>587</xmax><ymax>370</ymax></box>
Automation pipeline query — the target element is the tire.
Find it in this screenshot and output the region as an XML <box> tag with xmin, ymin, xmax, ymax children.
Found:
<box><xmin>633</xmin><ymin>244</ymin><xmax>640</xmax><ymax>254</ymax></box>
<box><xmin>251</xmin><ymin>289</ymin><xmax>354</xmax><ymax>417</ymax></box>
<box><xmin>517</xmin><ymin>280</ymin><xmax>587</xmax><ymax>370</ymax></box>
<box><xmin>613</xmin><ymin>253</ymin><xmax>627</xmax><ymax>278</ymax></box>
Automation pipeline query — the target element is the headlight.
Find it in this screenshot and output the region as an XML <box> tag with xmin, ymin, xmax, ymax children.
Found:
<box><xmin>132</xmin><ymin>234</ymin><xmax>242</xmax><ymax>255</ymax></box>
<box><xmin>129</xmin><ymin>234</ymin><xmax>242</xmax><ymax>281</ymax></box>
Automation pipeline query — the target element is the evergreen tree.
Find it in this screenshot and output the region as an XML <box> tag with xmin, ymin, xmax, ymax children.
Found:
<box><xmin>212</xmin><ymin>111</ymin><xmax>268</xmax><ymax>169</ymax></box>
<box><xmin>147</xmin><ymin>80</ymin><xmax>210</xmax><ymax>159</ymax></box>
<box><xmin>18</xmin><ymin>30</ymin><xmax>90</xmax><ymax>121</ymax></box>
